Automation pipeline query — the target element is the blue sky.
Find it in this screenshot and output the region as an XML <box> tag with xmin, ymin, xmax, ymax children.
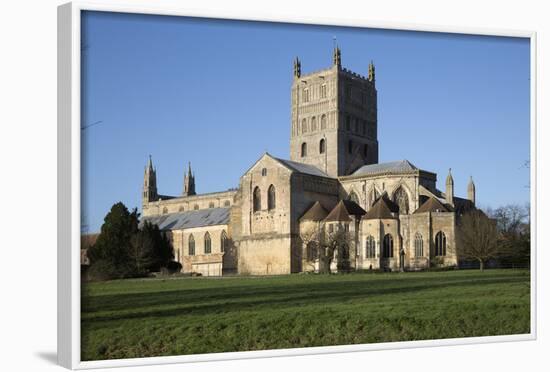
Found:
<box><xmin>81</xmin><ymin>11</ymin><xmax>530</xmax><ymax>233</ymax></box>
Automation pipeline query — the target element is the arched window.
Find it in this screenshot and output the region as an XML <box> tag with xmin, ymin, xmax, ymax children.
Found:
<box><xmin>321</xmin><ymin>114</ymin><xmax>327</xmax><ymax>130</ymax></box>
<box><xmin>319</xmin><ymin>138</ymin><xmax>326</xmax><ymax>154</ymax></box>
<box><xmin>194</xmin><ymin>204</ymin><xmax>199</xmax><ymax>210</ymax></box>
<box><xmin>301</xmin><ymin>142</ymin><xmax>307</xmax><ymax>157</ymax></box>
<box><xmin>363</xmin><ymin>144</ymin><xmax>368</xmax><ymax>157</ymax></box>
<box><xmin>268</xmin><ymin>184</ymin><xmax>276</xmax><ymax>210</ymax></box>
<box><xmin>346</xmin><ymin>115</ymin><xmax>351</xmax><ymax>130</ymax></box>
<box><xmin>365</xmin><ymin>236</ymin><xmax>376</xmax><ymax>258</ymax></box>
<box><xmin>435</xmin><ymin>231</ymin><xmax>447</xmax><ymax>256</ymax></box>
<box><xmin>348</xmin><ymin>191</ymin><xmax>359</xmax><ymax>204</ymax></box>
<box><xmin>209</xmin><ymin>202</ymin><xmax>215</xmax><ymax>209</ymax></box>
<box><xmin>221</xmin><ymin>230</ymin><xmax>228</xmax><ymax>253</ymax></box>
<box><xmin>369</xmin><ymin>188</ymin><xmax>380</xmax><ymax>207</ymax></box>
<box><xmin>188</xmin><ymin>234</ymin><xmax>195</xmax><ymax>256</ymax></box>
<box><xmin>302</xmin><ymin>118</ymin><xmax>308</xmax><ymax>133</ymax></box>
<box><xmin>392</xmin><ymin>186</ymin><xmax>410</xmax><ymax>214</ymax></box>
<box><xmin>382</xmin><ymin>234</ymin><xmax>394</xmax><ymax>258</ymax></box>
<box><xmin>414</xmin><ymin>233</ymin><xmax>423</xmax><ymax>257</ymax></box>
<box><xmin>204</xmin><ymin>232</ymin><xmax>211</xmax><ymax>254</ymax></box>
<box><xmin>253</xmin><ymin>186</ymin><xmax>261</xmax><ymax>212</ymax></box>
<box><xmin>348</xmin><ymin>140</ymin><xmax>353</xmax><ymax>154</ymax></box>
<box><xmin>261</xmin><ymin>168</ymin><xmax>267</xmax><ymax>176</ymax></box>
<box><xmin>311</xmin><ymin>116</ymin><xmax>317</xmax><ymax>131</ymax></box>
<box><xmin>162</xmin><ymin>207</ymin><xmax>168</xmax><ymax>214</ymax></box>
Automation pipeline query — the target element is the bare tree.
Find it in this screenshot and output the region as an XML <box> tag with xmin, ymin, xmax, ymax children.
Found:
<box><xmin>490</xmin><ymin>204</ymin><xmax>530</xmax><ymax>268</ymax></box>
<box><xmin>299</xmin><ymin>223</ymin><xmax>353</xmax><ymax>273</ymax></box>
<box><xmin>325</xmin><ymin>227</ymin><xmax>353</xmax><ymax>273</ymax></box>
<box><xmin>457</xmin><ymin>210</ymin><xmax>499</xmax><ymax>271</ymax></box>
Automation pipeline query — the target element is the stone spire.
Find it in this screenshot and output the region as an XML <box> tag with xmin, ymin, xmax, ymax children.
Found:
<box><xmin>445</xmin><ymin>168</ymin><xmax>454</xmax><ymax>206</ymax></box>
<box><xmin>333</xmin><ymin>45</ymin><xmax>341</xmax><ymax>68</ymax></box>
<box><xmin>143</xmin><ymin>155</ymin><xmax>158</xmax><ymax>203</ymax></box>
<box><xmin>368</xmin><ymin>60</ymin><xmax>376</xmax><ymax>83</ymax></box>
<box><xmin>293</xmin><ymin>56</ymin><xmax>301</xmax><ymax>78</ymax></box>
<box><xmin>183</xmin><ymin>161</ymin><xmax>196</xmax><ymax>196</ymax></box>
<box><xmin>467</xmin><ymin>176</ymin><xmax>476</xmax><ymax>205</ymax></box>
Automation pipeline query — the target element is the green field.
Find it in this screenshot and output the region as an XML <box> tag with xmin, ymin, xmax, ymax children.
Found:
<box><xmin>81</xmin><ymin>269</ymin><xmax>530</xmax><ymax>361</ymax></box>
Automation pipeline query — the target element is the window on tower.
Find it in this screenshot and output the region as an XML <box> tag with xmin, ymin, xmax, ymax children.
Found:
<box><xmin>346</xmin><ymin>115</ymin><xmax>351</xmax><ymax>131</ymax></box>
<box><xmin>321</xmin><ymin>114</ymin><xmax>327</xmax><ymax>130</ymax></box>
<box><xmin>319</xmin><ymin>138</ymin><xmax>326</xmax><ymax>154</ymax></box>
<box><xmin>303</xmin><ymin>88</ymin><xmax>309</xmax><ymax>103</ymax></box>
<box><xmin>311</xmin><ymin>116</ymin><xmax>317</xmax><ymax>131</ymax></box>
<box><xmin>301</xmin><ymin>142</ymin><xmax>307</xmax><ymax>157</ymax></box>
<box><xmin>302</xmin><ymin>118</ymin><xmax>307</xmax><ymax>134</ymax></box>
<box><xmin>320</xmin><ymin>84</ymin><xmax>327</xmax><ymax>98</ymax></box>
<box><xmin>348</xmin><ymin>140</ymin><xmax>353</xmax><ymax>154</ymax></box>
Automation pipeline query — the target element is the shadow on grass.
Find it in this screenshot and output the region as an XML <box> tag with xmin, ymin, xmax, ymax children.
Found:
<box><xmin>82</xmin><ymin>273</ymin><xmax>528</xmax><ymax>324</ymax></box>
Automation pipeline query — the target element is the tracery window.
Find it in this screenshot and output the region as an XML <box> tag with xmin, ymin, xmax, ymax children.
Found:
<box><xmin>414</xmin><ymin>233</ymin><xmax>423</xmax><ymax>257</ymax></box>
<box><xmin>348</xmin><ymin>191</ymin><xmax>359</xmax><ymax>204</ymax></box>
<box><xmin>435</xmin><ymin>231</ymin><xmax>447</xmax><ymax>256</ymax></box>
<box><xmin>393</xmin><ymin>186</ymin><xmax>410</xmax><ymax>214</ymax></box>
<box><xmin>382</xmin><ymin>234</ymin><xmax>393</xmax><ymax>258</ymax></box>
<box><xmin>365</xmin><ymin>236</ymin><xmax>376</xmax><ymax>258</ymax></box>
<box><xmin>221</xmin><ymin>230</ymin><xmax>228</xmax><ymax>253</ymax></box>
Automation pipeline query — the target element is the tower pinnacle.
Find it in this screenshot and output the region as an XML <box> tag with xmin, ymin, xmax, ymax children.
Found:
<box><xmin>333</xmin><ymin>45</ymin><xmax>341</xmax><ymax>68</ymax></box>
<box><xmin>183</xmin><ymin>161</ymin><xmax>196</xmax><ymax>196</ymax></box>
<box><xmin>445</xmin><ymin>168</ymin><xmax>454</xmax><ymax>206</ymax></box>
<box><xmin>293</xmin><ymin>57</ymin><xmax>301</xmax><ymax>78</ymax></box>
<box><xmin>467</xmin><ymin>176</ymin><xmax>476</xmax><ymax>205</ymax></box>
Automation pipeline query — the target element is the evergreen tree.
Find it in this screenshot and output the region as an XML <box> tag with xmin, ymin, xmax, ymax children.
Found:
<box><xmin>87</xmin><ymin>202</ymin><xmax>139</xmax><ymax>279</ymax></box>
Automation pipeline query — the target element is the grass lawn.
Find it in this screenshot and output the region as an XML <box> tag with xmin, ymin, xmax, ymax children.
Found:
<box><xmin>81</xmin><ymin>269</ymin><xmax>530</xmax><ymax>361</ymax></box>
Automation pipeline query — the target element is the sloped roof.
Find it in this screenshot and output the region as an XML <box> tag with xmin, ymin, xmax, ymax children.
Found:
<box><xmin>453</xmin><ymin>197</ymin><xmax>476</xmax><ymax>214</ymax></box>
<box><xmin>352</xmin><ymin>160</ymin><xmax>418</xmax><ymax>176</ymax></box>
<box><xmin>300</xmin><ymin>201</ymin><xmax>329</xmax><ymax>221</ymax></box>
<box><xmin>364</xmin><ymin>195</ymin><xmax>399</xmax><ymax>220</ymax></box>
<box><xmin>141</xmin><ymin>207</ymin><xmax>230</xmax><ymax>231</ymax></box>
<box><xmin>274</xmin><ymin>157</ymin><xmax>329</xmax><ymax>178</ymax></box>
<box><xmin>342</xmin><ymin>200</ymin><xmax>367</xmax><ymax>216</ymax></box>
<box><xmin>414</xmin><ymin>197</ymin><xmax>452</xmax><ymax>214</ymax></box>
<box><xmin>324</xmin><ymin>201</ymin><xmax>352</xmax><ymax>222</ymax></box>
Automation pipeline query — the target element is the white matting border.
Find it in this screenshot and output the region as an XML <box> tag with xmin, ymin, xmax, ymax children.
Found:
<box><xmin>57</xmin><ymin>1</ymin><xmax>537</xmax><ymax>369</ymax></box>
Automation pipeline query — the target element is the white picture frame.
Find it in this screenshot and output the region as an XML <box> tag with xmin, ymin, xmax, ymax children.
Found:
<box><xmin>57</xmin><ymin>1</ymin><xmax>537</xmax><ymax>369</ymax></box>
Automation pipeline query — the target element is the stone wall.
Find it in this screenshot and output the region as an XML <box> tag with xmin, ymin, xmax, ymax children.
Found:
<box><xmin>143</xmin><ymin>189</ymin><xmax>237</xmax><ymax>217</ymax></box>
<box><xmin>169</xmin><ymin>224</ymin><xmax>232</xmax><ymax>276</ymax></box>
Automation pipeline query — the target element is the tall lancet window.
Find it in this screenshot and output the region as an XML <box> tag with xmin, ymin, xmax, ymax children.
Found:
<box><xmin>188</xmin><ymin>234</ymin><xmax>195</xmax><ymax>256</ymax></box>
<box><xmin>268</xmin><ymin>185</ymin><xmax>276</xmax><ymax>210</ymax></box>
<box><xmin>204</xmin><ymin>232</ymin><xmax>211</xmax><ymax>254</ymax></box>
<box><xmin>435</xmin><ymin>231</ymin><xmax>447</xmax><ymax>256</ymax></box>
<box><xmin>253</xmin><ymin>186</ymin><xmax>261</xmax><ymax>212</ymax></box>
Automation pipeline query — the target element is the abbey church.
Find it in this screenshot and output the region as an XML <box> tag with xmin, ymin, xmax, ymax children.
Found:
<box><xmin>142</xmin><ymin>47</ymin><xmax>477</xmax><ymax>276</ymax></box>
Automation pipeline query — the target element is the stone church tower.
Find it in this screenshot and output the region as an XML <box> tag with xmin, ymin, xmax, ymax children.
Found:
<box><xmin>142</xmin><ymin>155</ymin><xmax>158</xmax><ymax>203</ymax></box>
<box><xmin>289</xmin><ymin>46</ymin><xmax>379</xmax><ymax>177</ymax></box>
